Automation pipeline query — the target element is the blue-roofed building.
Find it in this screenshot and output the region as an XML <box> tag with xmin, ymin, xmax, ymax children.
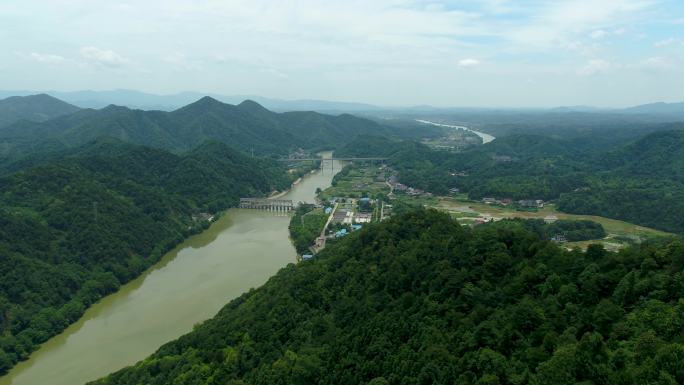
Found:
<box><xmin>302</xmin><ymin>254</ymin><xmax>314</xmax><ymax>260</ymax></box>
<box><xmin>351</xmin><ymin>224</ymin><xmax>362</xmax><ymax>231</ymax></box>
<box><xmin>359</xmin><ymin>197</ymin><xmax>371</xmax><ymax>203</ymax></box>
<box><xmin>324</xmin><ymin>207</ymin><xmax>333</xmax><ymax>214</ymax></box>
<box><xmin>335</xmin><ymin>229</ymin><xmax>348</xmax><ymax>238</ymax></box>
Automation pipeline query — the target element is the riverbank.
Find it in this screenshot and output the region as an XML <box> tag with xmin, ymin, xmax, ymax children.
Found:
<box><xmin>416</xmin><ymin>119</ymin><xmax>496</xmax><ymax>144</ymax></box>
<box><xmin>0</xmin><ymin>155</ymin><xmax>344</xmax><ymax>385</ymax></box>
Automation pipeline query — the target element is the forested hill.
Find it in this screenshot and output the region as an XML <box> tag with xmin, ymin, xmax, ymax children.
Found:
<box><xmin>91</xmin><ymin>209</ymin><xmax>684</xmax><ymax>385</ymax></box>
<box><xmin>0</xmin><ymin>94</ymin><xmax>80</xmax><ymax>128</ymax></box>
<box><xmin>0</xmin><ymin>139</ymin><xmax>292</xmax><ymax>374</ymax></box>
<box><xmin>337</xmin><ymin>131</ymin><xmax>684</xmax><ymax>234</ymax></box>
<box><xmin>0</xmin><ymin>96</ymin><xmax>441</xmax><ymax>162</ymax></box>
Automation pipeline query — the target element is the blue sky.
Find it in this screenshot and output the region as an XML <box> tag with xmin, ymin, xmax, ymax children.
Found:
<box><xmin>1</xmin><ymin>0</ymin><xmax>683</xmax><ymax>107</ymax></box>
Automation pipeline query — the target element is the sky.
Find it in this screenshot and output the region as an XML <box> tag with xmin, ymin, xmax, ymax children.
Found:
<box><xmin>1</xmin><ymin>0</ymin><xmax>683</xmax><ymax>107</ymax></box>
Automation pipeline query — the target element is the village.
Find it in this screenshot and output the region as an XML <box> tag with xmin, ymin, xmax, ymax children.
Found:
<box><xmin>293</xmin><ymin>160</ymin><xmax>673</xmax><ymax>260</ymax></box>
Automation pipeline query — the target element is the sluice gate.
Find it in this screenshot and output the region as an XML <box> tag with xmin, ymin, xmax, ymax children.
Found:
<box><xmin>239</xmin><ymin>198</ymin><xmax>294</xmax><ymax>212</ymax></box>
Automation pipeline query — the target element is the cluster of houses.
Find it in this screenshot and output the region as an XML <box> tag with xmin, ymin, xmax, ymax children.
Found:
<box><xmin>287</xmin><ymin>148</ymin><xmax>309</xmax><ymax>159</ymax></box>
<box><xmin>481</xmin><ymin>197</ymin><xmax>545</xmax><ymax>208</ymax></box>
<box><xmin>386</xmin><ymin>173</ymin><xmax>432</xmax><ymax>197</ymax></box>
<box><xmin>392</xmin><ymin>182</ymin><xmax>433</xmax><ymax>197</ymax></box>
<box><xmin>331</xmin><ymin>207</ymin><xmax>373</xmax><ymax>225</ymax></box>
<box><xmin>334</xmin><ymin>224</ymin><xmax>363</xmax><ymax>238</ymax></box>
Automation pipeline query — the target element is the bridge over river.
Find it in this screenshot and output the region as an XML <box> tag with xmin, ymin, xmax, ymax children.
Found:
<box><xmin>239</xmin><ymin>198</ymin><xmax>294</xmax><ymax>211</ymax></box>
<box><xmin>279</xmin><ymin>157</ymin><xmax>387</xmax><ymax>162</ymax></box>
<box><xmin>280</xmin><ymin>157</ymin><xmax>387</xmax><ymax>172</ymax></box>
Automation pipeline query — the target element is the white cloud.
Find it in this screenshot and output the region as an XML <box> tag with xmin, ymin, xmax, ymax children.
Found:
<box><xmin>163</xmin><ymin>52</ymin><xmax>203</xmax><ymax>72</ymax></box>
<box><xmin>0</xmin><ymin>0</ymin><xmax>681</xmax><ymax>106</ymax></box>
<box><xmin>28</xmin><ymin>52</ymin><xmax>67</xmax><ymax>64</ymax></box>
<box><xmin>457</xmin><ymin>58</ymin><xmax>480</xmax><ymax>68</ymax></box>
<box><xmin>654</xmin><ymin>37</ymin><xmax>678</xmax><ymax>47</ymax></box>
<box><xmin>507</xmin><ymin>0</ymin><xmax>653</xmax><ymax>49</ymax></box>
<box><xmin>590</xmin><ymin>30</ymin><xmax>607</xmax><ymax>39</ymax></box>
<box><xmin>80</xmin><ymin>46</ymin><xmax>127</xmax><ymax>67</ymax></box>
<box><xmin>637</xmin><ymin>56</ymin><xmax>675</xmax><ymax>71</ymax></box>
<box><xmin>566</xmin><ymin>41</ymin><xmax>601</xmax><ymax>56</ymax></box>
<box><xmin>577</xmin><ymin>59</ymin><xmax>615</xmax><ymax>76</ymax></box>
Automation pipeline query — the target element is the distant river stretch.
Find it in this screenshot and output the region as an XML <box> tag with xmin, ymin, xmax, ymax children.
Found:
<box><xmin>416</xmin><ymin>119</ymin><xmax>496</xmax><ymax>144</ymax></box>
<box><xmin>0</xmin><ymin>153</ymin><xmax>345</xmax><ymax>385</ymax></box>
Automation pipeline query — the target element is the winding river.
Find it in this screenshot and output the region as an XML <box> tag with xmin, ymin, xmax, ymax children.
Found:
<box><xmin>416</xmin><ymin>119</ymin><xmax>496</xmax><ymax>144</ymax></box>
<box><xmin>0</xmin><ymin>154</ymin><xmax>344</xmax><ymax>385</ymax></box>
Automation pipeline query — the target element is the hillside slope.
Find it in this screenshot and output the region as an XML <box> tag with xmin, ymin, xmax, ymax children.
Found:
<box><xmin>0</xmin><ymin>97</ymin><xmax>438</xmax><ymax>160</ymax></box>
<box><xmin>0</xmin><ymin>94</ymin><xmax>80</xmax><ymax>128</ymax></box>
<box><xmin>337</xmin><ymin>131</ymin><xmax>684</xmax><ymax>234</ymax></box>
<box><xmin>91</xmin><ymin>209</ymin><xmax>684</xmax><ymax>385</ymax></box>
<box><xmin>0</xmin><ymin>139</ymin><xmax>292</xmax><ymax>374</ymax></box>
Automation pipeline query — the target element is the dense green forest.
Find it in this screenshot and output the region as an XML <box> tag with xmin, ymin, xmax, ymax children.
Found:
<box><xmin>288</xmin><ymin>206</ymin><xmax>328</xmax><ymax>254</ymax></box>
<box><xmin>91</xmin><ymin>209</ymin><xmax>684</xmax><ymax>385</ymax></box>
<box><xmin>0</xmin><ymin>94</ymin><xmax>80</xmax><ymax>128</ymax></box>
<box><xmin>337</xmin><ymin>130</ymin><xmax>684</xmax><ymax>234</ymax></box>
<box><xmin>0</xmin><ymin>96</ymin><xmax>444</xmax><ymax>164</ymax></box>
<box><xmin>0</xmin><ymin>138</ymin><xmax>293</xmax><ymax>374</ymax></box>
<box><xmin>516</xmin><ymin>219</ymin><xmax>606</xmax><ymax>242</ymax></box>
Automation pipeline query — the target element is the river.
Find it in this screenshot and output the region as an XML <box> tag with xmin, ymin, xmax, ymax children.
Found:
<box><xmin>0</xmin><ymin>154</ymin><xmax>344</xmax><ymax>385</ymax></box>
<box><xmin>415</xmin><ymin>119</ymin><xmax>496</xmax><ymax>144</ymax></box>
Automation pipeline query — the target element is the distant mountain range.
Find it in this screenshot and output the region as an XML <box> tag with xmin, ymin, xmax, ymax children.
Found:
<box><xmin>0</xmin><ymin>94</ymin><xmax>80</xmax><ymax>128</ymax></box>
<box><xmin>0</xmin><ymin>89</ymin><xmax>383</xmax><ymax>113</ymax></box>
<box><xmin>2</xmin><ymin>89</ymin><xmax>684</xmax><ymax>116</ymax></box>
<box><xmin>621</xmin><ymin>101</ymin><xmax>684</xmax><ymax>115</ymax></box>
<box><xmin>0</xmin><ymin>94</ymin><xmax>439</xmax><ymax>164</ymax></box>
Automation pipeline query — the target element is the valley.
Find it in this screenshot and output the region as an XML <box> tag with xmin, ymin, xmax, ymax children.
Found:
<box><xmin>0</xmin><ymin>93</ymin><xmax>683</xmax><ymax>385</ymax></box>
<box><xmin>0</xmin><ymin>155</ymin><xmax>345</xmax><ymax>385</ymax></box>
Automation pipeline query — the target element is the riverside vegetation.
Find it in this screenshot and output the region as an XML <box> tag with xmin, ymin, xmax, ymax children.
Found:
<box><xmin>0</xmin><ymin>138</ymin><xmax>296</xmax><ymax>373</ymax></box>
<box><xmin>336</xmin><ymin>129</ymin><xmax>684</xmax><ymax>235</ymax></box>
<box><xmin>0</xmin><ymin>95</ymin><xmax>443</xmax><ymax>374</ymax></box>
<box><xmin>91</xmin><ymin>209</ymin><xmax>684</xmax><ymax>385</ymax></box>
<box><xmin>1</xmin><ymin>94</ymin><xmax>684</xmax><ymax>384</ymax></box>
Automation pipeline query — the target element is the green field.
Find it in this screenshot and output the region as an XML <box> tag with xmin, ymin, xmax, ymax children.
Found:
<box><xmin>431</xmin><ymin>197</ymin><xmax>674</xmax><ymax>250</ymax></box>
<box><xmin>318</xmin><ymin>164</ymin><xmax>674</xmax><ymax>251</ymax></box>
<box><xmin>319</xmin><ymin>164</ymin><xmax>390</xmax><ymax>200</ymax></box>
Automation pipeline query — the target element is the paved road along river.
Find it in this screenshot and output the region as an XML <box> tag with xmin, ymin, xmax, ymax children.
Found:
<box><xmin>0</xmin><ymin>153</ymin><xmax>344</xmax><ymax>385</ymax></box>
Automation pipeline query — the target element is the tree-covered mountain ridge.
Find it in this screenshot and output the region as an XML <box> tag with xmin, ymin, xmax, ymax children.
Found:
<box><xmin>336</xmin><ymin>130</ymin><xmax>684</xmax><ymax>234</ymax></box>
<box><xmin>0</xmin><ymin>94</ymin><xmax>80</xmax><ymax>128</ymax></box>
<box><xmin>0</xmin><ymin>138</ymin><xmax>294</xmax><ymax>374</ymax></box>
<box><xmin>90</xmin><ymin>209</ymin><xmax>684</xmax><ymax>385</ymax></box>
<box><xmin>0</xmin><ymin>96</ymin><xmax>441</xmax><ymax>161</ymax></box>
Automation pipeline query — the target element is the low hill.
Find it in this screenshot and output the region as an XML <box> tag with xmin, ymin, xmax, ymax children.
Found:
<box><xmin>0</xmin><ymin>139</ymin><xmax>292</xmax><ymax>374</ymax></box>
<box><xmin>91</xmin><ymin>209</ymin><xmax>684</xmax><ymax>385</ymax></box>
<box><xmin>336</xmin><ymin>130</ymin><xmax>684</xmax><ymax>234</ymax></box>
<box><xmin>622</xmin><ymin>101</ymin><xmax>684</xmax><ymax>116</ymax></box>
<box><xmin>602</xmin><ymin>129</ymin><xmax>684</xmax><ymax>183</ymax></box>
<box><xmin>0</xmin><ymin>94</ymin><xmax>80</xmax><ymax>128</ymax></box>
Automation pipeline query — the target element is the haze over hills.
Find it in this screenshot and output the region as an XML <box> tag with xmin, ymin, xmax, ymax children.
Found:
<box><xmin>0</xmin><ymin>94</ymin><xmax>80</xmax><ymax>128</ymax></box>
<box><xmin>0</xmin><ymin>90</ymin><xmax>383</xmax><ymax>113</ymax></box>
<box><xmin>2</xmin><ymin>90</ymin><xmax>684</xmax><ymax>116</ymax></box>
<box><xmin>4</xmin><ymin>0</ymin><xmax>684</xmax><ymax>384</ymax></box>
<box><xmin>622</xmin><ymin>102</ymin><xmax>684</xmax><ymax>115</ymax></box>
<box><xmin>0</xmin><ymin>96</ymin><xmax>437</xmax><ymax>164</ymax></box>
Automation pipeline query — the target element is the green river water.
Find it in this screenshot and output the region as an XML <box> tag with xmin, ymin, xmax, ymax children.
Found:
<box><xmin>0</xmin><ymin>155</ymin><xmax>343</xmax><ymax>385</ymax></box>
